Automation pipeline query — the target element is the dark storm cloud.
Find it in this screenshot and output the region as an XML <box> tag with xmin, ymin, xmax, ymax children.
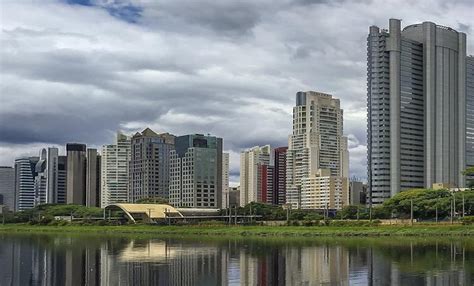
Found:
<box><xmin>1</xmin><ymin>0</ymin><xmax>473</xmax><ymax>182</ymax></box>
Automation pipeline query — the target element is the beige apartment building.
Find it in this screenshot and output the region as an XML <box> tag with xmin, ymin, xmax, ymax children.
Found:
<box><xmin>286</xmin><ymin>91</ymin><xmax>349</xmax><ymax>209</ymax></box>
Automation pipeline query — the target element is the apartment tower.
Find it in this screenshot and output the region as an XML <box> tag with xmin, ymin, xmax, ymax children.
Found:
<box><xmin>101</xmin><ymin>132</ymin><xmax>131</xmax><ymax>208</ymax></box>
<box><xmin>367</xmin><ymin>19</ymin><xmax>469</xmax><ymax>204</ymax></box>
<box><xmin>239</xmin><ymin>145</ymin><xmax>273</xmax><ymax>206</ymax></box>
<box><xmin>286</xmin><ymin>91</ymin><xmax>349</xmax><ymax>209</ymax></box>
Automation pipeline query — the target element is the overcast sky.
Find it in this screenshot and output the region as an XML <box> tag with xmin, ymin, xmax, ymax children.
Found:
<box><xmin>1</xmin><ymin>0</ymin><xmax>473</xmax><ymax>185</ymax></box>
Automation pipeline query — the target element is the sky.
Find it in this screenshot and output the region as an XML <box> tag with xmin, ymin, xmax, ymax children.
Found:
<box><xmin>1</xmin><ymin>0</ymin><xmax>473</xmax><ymax>185</ymax></box>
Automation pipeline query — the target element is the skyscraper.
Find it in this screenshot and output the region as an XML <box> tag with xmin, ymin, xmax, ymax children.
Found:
<box><xmin>169</xmin><ymin>134</ymin><xmax>223</xmax><ymax>208</ymax></box>
<box><xmin>101</xmin><ymin>132</ymin><xmax>131</xmax><ymax>208</ymax></box>
<box><xmin>367</xmin><ymin>19</ymin><xmax>469</xmax><ymax>205</ymax></box>
<box><xmin>239</xmin><ymin>145</ymin><xmax>273</xmax><ymax>206</ymax></box>
<box><xmin>86</xmin><ymin>149</ymin><xmax>101</xmax><ymax>207</ymax></box>
<box><xmin>129</xmin><ymin>128</ymin><xmax>175</xmax><ymax>202</ymax></box>
<box><xmin>57</xmin><ymin>156</ymin><xmax>67</xmax><ymax>204</ymax></box>
<box><xmin>0</xmin><ymin>166</ymin><xmax>15</xmax><ymax>211</ymax></box>
<box><xmin>273</xmin><ymin>147</ymin><xmax>287</xmax><ymax>205</ymax></box>
<box><xmin>15</xmin><ymin>157</ymin><xmax>39</xmax><ymax>211</ymax></box>
<box><xmin>467</xmin><ymin>56</ymin><xmax>474</xmax><ymax>179</ymax></box>
<box><xmin>286</xmin><ymin>91</ymin><xmax>349</xmax><ymax>209</ymax></box>
<box><xmin>33</xmin><ymin>147</ymin><xmax>65</xmax><ymax>206</ymax></box>
<box><xmin>222</xmin><ymin>153</ymin><xmax>230</xmax><ymax>208</ymax></box>
<box><xmin>66</xmin><ymin>143</ymin><xmax>87</xmax><ymax>205</ymax></box>
<box><xmin>34</xmin><ymin>149</ymin><xmax>47</xmax><ymax>206</ymax></box>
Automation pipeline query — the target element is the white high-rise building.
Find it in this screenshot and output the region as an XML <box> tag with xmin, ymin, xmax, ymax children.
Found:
<box><xmin>239</xmin><ymin>145</ymin><xmax>273</xmax><ymax>206</ymax></box>
<box><xmin>286</xmin><ymin>91</ymin><xmax>349</xmax><ymax>209</ymax></box>
<box><xmin>222</xmin><ymin>153</ymin><xmax>230</xmax><ymax>208</ymax></box>
<box><xmin>101</xmin><ymin>132</ymin><xmax>131</xmax><ymax>208</ymax></box>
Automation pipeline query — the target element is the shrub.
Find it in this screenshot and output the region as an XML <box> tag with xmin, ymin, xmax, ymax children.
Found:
<box><xmin>461</xmin><ymin>216</ymin><xmax>474</xmax><ymax>225</ymax></box>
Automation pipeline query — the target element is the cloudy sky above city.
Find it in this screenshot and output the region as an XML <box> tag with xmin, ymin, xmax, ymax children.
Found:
<box><xmin>1</xmin><ymin>0</ymin><xmax>473</xmax><ymax>184</ymax></box>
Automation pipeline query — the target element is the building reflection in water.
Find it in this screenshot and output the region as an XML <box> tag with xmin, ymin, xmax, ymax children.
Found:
<box><xmin>0</xmin><ymin>235</ymin><xmax>473</xmax><ymax>285</ymax></box>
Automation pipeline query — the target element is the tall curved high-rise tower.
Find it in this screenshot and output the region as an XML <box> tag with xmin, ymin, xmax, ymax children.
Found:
<box><xmin>367</xmin><ymin>19</ymin><xmax>469</xmax><ymax>205</ymax></box>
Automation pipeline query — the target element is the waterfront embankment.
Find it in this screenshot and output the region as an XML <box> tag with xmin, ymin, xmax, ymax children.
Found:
<box><xmin>1</xmin><ymin>224</ymin><xmax>473</xmax><ymax>237</ymax></box>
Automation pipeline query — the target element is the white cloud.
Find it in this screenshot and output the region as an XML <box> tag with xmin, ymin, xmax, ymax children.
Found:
<box><xmin>1</xmin><ymin>0</ymin><xmax>473</xmax><ymax>184</ymax></box>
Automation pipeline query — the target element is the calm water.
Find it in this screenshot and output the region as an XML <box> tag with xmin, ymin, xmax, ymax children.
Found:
<box><xmin>0</xmin><ymin>233</ymin><xmax>473</xmax><ymax>286</ymax></box>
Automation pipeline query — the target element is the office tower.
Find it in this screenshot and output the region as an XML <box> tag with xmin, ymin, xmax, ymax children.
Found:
<box><xmin>228</xmin><ymin>186</ymin><xmax>240</xmax><ymax>208</ymax></box>
<box><xmin>86</xmin><ymin>149</ymin><xmax>101</xmax><ymax>207</ymax></box>
<box><xmin>34</xmin><ymin>149</ymin><xmax>47</xmax><ymax>206</ymax></box>
<box><xmin>467</xmin><ymin>56</ymin><xmax>474</xmax><ymax>178</ymax></box>
<box><xmin>101</xmin><ymin>132</ymin><xmax>131</xmax><ymax>208</ymax></box>
<box><xmin>222</xmin><ymin>153</ymin><xmax>230</xmax><ymax>208</ymax></box>
<box><xmin>66</xmin><ymin>143</ymin><xmax>87</xmax><ymax>205</ymax></box>
<box><xmin>129</xmin><ymin>128</ymin><xmax>175</xmax><ymax>202</ymax></box>
<box><xmin>46</xmin><ymin>147</ymin><xmax>61</xmax><ymax>203</ymax></box>
<box><xmin>273</xmin><ymin>147</ymin><xmax>287</xmax><ymax>205</ymax></box>
<box><xmin>286</xmin><ymin>91</ymin><xmax>349</xmax><ymax>209</ymax></box>
<box><xmin>57</xmin><ymin>156</ymin><xmax>67</xmax><ymax>204</ymax></box>
<box><xmin>32</xmin><ymin>147</ymin><xmax>64</xmax><ymax>206</ymax></box>
<box><xmin>367</xmin><ymin>19</ymin><xmax>469</xmax><ymax>205</ymax></box>
<box><xmin>349</xmin><ymin>181</ymin><xmax>367</xmax><ymax>205</ymax></box>
<box><xmin>0</xmin><ymin>166</ymin><xmax>15</xmax><ymax>211</ymax></box>
<box><xmin>15</xmin><ymin>157</ymin><xmax>39</xmax><ymax>211</ymax></box>
<box><xmin>169</xmin><ymin>134</ymin><xmax>223</xmax><ymax>208</ymax></box>
<box><xmin>239</xmin><ymin>145</ymin><xmax>273</xmax><ymax>206</ymax></box>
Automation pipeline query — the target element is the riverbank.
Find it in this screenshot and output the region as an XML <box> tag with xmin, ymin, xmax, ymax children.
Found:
<box><xmin>1</xmin><ymin>224</ymin><xmax>473</xmax><ymax>237</ymax></box>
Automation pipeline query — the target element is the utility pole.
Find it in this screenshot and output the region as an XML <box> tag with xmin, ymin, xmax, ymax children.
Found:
<box><xmin>462</xmin><ymin>193</ymin><xmax>465</xmax><ymax>218</ymax></box>
<box><xmin>450</xmin><ymin>197</ymin><xmax>454</xmax><ymax>225</ymax></box>
<box><xmin>435</xmin><ymin>204</ymin><xmax>438</xmax><ymax>224</ymax></box>
<box><xmin>410</xmin><ymin>199</ymin><xmax>413</xmax><ymax>226</ymax></box>
<box><xmin>250</xmin><ymin>204</ymin><xmax>253</xmax><ymax>224</ymax></box>
<box><xmin>356</xmin><ymin>207</ymin><xmax>359</xmax><ymax>220</ymax></box>
<box><xmin>147</xmin><ymin>208</ymin><xmax>152</xmax><ymax>224</ymax></box>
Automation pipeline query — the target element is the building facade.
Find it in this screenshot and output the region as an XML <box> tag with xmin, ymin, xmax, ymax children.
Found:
<box><xmin>300</xmin><ymin>169</ymin><xmax>348</xmax><ymax>210</ymax></box>
<box><xmin>66</xmin><ymin>143</ymin><xmax>87</xmax><ymax>205</ymax></box>
<box><xmin>169</xmin><ymin>134</ymin><xmax>223</xmax><ymax>208</ymax></box>
<box><xmin>86</xmin><ymin>149</ymin><xmax>101</xmax><ymax>207</ymax></box>
<box><xmin>273</xmin><ymin>147</ymin><xmax>287</xmax><ymax>205</ymax></box>
<box><xmin>15</xmin><ymin>157</ymin><xmax>39</xmax><ymax>211</ymax></box>
<box><xmin>0</xmin><ymin>166</ymin><xmax>15</xmax><ymax>211</ymax></box>
<box><xmin>286</xmin><ymin>91</ymin><xmax>349</xmax><ymax>209</ymax></box>
<box><xmin>239</xmin><ymin>145</ymin><xmax>273</xmax><ymax>206</ymax></box>
<box><xmin>221</xmin><ymin>153</ymin><xmax>230</xmax><ymax>208</ymax></box>
<box><xmin>467</xmin><ymin>56</ymin><xmax>474</xmax><ymax>181</ymax></box>
<box><xmin>228</xmin><ymin>186</ymin><xmax>240</xmax><ymax>208</ymax></box>
<box><xmin>367</xmin><ymin>19</ymin><xmax>469</xmax><ymax>205</ymax></box>
<box><xmin>129</xmin><ymin>128</ymin><xmax>175</xmax><ymax>202</ymax></box>
<box><xmin>32</xmin><ymin>147</ymin><xmax>66</xmax><ymax>206</ymax></box>
<box><xmin>101</xmin><ymin>132</ymin><xmax>131</xmax><ymax>208</ymax></box>
<box><xmin>349</xmin><ymin>181</ymin><xmax>367</xmax><ymax>205</ymax></box>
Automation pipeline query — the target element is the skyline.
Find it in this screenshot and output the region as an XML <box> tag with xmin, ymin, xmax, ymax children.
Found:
<box><xmin>1</xmin><ymin>1</ymin><xmax>474</xmax><ymax>186</ymax></box>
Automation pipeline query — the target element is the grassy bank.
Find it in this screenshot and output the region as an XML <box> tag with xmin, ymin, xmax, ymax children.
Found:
<box><xmin>1</xmin><ymin>224</ymin><xmax>473</xmax><ymax>237</ymax></box>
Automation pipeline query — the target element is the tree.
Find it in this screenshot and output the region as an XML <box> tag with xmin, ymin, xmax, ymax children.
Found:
<box><xmin>463</xmin><ymin>167</ymin><xmax>474</xmax><ymax>189</ymax></box>
<box><xmin>381</xmin><ymin>188</ymin><xmax>474</xmax><ymax>219</ymax></box>
<box><xmin>135</xmin><ymin>196</ymin><xmax>169</xmax><ymax>204</ymax></box>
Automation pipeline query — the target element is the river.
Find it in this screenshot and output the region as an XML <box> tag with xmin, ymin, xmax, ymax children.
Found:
<box><xmin>0</xmin><ymin>233</ymin><xmax>473</xmax><ymax>285</ymax></box>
